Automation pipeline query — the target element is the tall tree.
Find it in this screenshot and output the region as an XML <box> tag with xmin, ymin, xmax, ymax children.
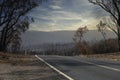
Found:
<box><xmin>73</xmin><ymin>26</ymin><xmax>89</xmax><ymax>54</ymax></box>
<box><xmin>88</xmin><ymin>0</ymin><xmax>120</xmax><ymax>51</ymax></box>
<box><xmin>0</xmin><ymin>0</ymin><xmax>44</xmax><ymax>52</ymax></box>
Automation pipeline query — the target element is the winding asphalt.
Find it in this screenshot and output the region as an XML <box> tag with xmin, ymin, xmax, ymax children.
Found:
<box><xmin>38</xmin><ymin>55</ymin><xmax>120</xmax><ymax>80</ymax></box>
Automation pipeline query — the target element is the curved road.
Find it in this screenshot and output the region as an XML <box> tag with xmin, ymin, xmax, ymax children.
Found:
<box><xmin>38</xmin><ymin>55</ymin><xmax>120</xmax><ymax>80</ymax></box>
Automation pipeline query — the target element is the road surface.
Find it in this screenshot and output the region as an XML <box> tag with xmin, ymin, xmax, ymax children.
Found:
<box><xmin>38</xmin><ymin>55</ymin><xmax>120</xmax><ymax>80</ymax></box>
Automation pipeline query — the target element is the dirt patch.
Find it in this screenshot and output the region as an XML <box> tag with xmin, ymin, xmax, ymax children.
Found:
<box><xmin>81</xmin><ymin>52</ymin><xmax>120</xmax><ymax>61</ymax></box>
<box><xmin>0</xmin><ymin>53</ymin><xmax>68</xmax><ymax>80</ymax></box>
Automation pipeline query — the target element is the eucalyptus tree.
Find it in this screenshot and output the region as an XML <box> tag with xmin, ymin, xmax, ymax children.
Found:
<box><xmin>0</xmin><ymin>0</ymin><xmax>45</xmax><ymax>52</ymax></box>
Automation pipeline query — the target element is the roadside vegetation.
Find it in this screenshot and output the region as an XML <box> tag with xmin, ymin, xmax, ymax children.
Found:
<box><xmin>0</xmin><ymin>0</ymin><xmax>120</xmax><ymax>56</ymax></box>
<box><xmin>0</xmin><ymin>1</ymin><xmax>68</xmax><ymax>79</ymax></box>
<box><xmin>0</xmin><ymin>52</ymin><xmax>67</xmax><ymax>80</ymax></box>
<box><xmin>71</xmin><ymin>0</ymin><xmax>120</xmax><ymax>61</ymax></box>
<box><xmin>73</xmin><ymin>0</ymin><xmax>120</xmax><ymax>54</ymax></box>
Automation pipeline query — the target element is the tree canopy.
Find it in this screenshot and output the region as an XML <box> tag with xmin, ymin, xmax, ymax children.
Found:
<box><xmin>0</xmin><ymin>0</ymin><xmax>44</xmax><ymax>52</ymax></box>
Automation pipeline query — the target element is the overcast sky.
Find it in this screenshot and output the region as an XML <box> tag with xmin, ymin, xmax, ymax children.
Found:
<box><xmin>28</xmin><ymin>0</ymin><xmax>108</xmax><ymax>31</ymax></box>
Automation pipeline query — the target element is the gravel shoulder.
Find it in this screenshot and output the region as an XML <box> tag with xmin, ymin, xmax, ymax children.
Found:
<box><xmin>0</xmin><ymin>53</ymin><xmax>67</xmax><ymax>80</ymax></box>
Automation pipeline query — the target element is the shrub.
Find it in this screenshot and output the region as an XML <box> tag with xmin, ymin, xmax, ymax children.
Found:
<box><xmin>91</xmin><ymin>38</ymin><xmax>118</xmax><ymax>54</ymax></box>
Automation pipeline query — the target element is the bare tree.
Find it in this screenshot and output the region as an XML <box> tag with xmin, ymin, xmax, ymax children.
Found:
<box><xmin>73</xmin><ymin>26</ymin><xmax>89</xmax><ymax>54</ymax></box>
<box><xmin>97</xmin><ymin>20</ymin><xmax>107</xmax><ymax>40</ymax></box>
<box><xmin>88</xmin><ymin>0</ymin><xmax>120</xmax><ymax>51</ymax></box>
<box><xmin>73</xmin><ymin>26</ymin><xmax>88</xmax><ymax>43</ymax></box>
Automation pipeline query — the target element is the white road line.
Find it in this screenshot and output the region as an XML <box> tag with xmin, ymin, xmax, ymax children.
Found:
<box><xmin>35</xmin><ymin>55</ymin><xmax>74</xmax><ymax>80</ymax></box>
<box><xmin>81</xmin><ymin>60</ymin><xmax>120</xmax><ymax>72</ymax></box>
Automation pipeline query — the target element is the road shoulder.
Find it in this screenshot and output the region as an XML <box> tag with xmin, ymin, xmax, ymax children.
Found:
<box><xmin>0</xmin><ymin>53</ymin><xmax>67</xmax><ymax>80</ymax></box>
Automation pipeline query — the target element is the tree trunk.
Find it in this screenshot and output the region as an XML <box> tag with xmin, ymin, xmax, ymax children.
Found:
<box><xmin>117</xmin><ymin>17</ymin><xmax>120</xmax><ymax>51</ymax></box>
<box><xmin>118</xmin><ymin>35</ymin><xmax>120</xmax><ymax>51</ymax></box>
<box><xmin>0</xmin><ymin>28</ymin><xmax>7</xmax><ymax>52</ymax></box>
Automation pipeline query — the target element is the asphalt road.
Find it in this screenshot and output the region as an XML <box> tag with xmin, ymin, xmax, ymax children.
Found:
<box><xmin>39</xmin><ymin>55</ymin><xmax>120</xmax><ymax>80</ymax></box>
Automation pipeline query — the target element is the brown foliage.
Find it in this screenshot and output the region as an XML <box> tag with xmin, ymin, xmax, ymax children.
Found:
<box><xmin>76</xmin><ymin>41</ymin><xmax>92</xmax><ymax>55</ymax></box>
<box><xmin>73</xmin><ymin>26</ymin><xmax>90</xmax><ymax>55</ymax></box>
<box><xmin>91</xmin><ymin>39</ymin><xmax>118</xmax><ymax>54</ymax></box>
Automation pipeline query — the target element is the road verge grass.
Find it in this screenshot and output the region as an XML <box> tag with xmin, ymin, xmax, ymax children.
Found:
<box><xmin>81</xmin><ymin>52</ymin><xmax>120</xmax><ymax>61</ymax></box>
<box><xmin>0</xmin><ymin>52</ymin><xmax>68</xmax><ymax>80</ymax></box>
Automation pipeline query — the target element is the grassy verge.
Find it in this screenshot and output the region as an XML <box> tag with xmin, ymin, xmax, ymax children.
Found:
<box><xmin>81</xmin><ymin>52</ymin><xmax>120</xmax><ymax>61</ymax></box>
<box><xmin>0</xmin><ymin>52</ymin><xmax>68</xmax><ymax>80</ymax></box>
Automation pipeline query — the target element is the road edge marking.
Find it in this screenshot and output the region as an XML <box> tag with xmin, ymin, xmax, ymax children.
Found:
<box><xmin>35</xmin><ymin>55</ymin><xmax>74</xmax><ymax>80</ymax></box>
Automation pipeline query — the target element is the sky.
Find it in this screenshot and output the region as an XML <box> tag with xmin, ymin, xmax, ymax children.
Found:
<box><xmin>28</xmin><ymin>0</ymin><xmax>108</xmax><ymax>31</ymax></box>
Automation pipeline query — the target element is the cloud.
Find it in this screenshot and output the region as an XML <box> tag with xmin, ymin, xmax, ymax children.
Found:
<box><xmin>28</xmin><ymin>0</ymin><xmax>108</xmax><ymax>31</ymax></box>
<box><xmin>40</xmin><ymin>10</ymin><xmax>82</xmax><ymax>21</ymax></box>
<box><xmin>51</xmin><ymin>0</ymin><xmax>64</xmax><ymax>6</ymax></box>
<box><xmin>49</xmin><ymin>5</ymin><xmax>62</xmax><ymax>10</ymax></box>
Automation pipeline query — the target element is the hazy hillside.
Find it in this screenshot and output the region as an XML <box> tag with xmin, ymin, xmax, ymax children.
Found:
<box><xmin>21</xmin><ymin>30</ymin><xmax>116</xmax><ymax>46</ymax></box>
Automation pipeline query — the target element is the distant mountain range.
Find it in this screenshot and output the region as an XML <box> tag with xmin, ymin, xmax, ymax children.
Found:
<box><xmin>21</xmin><ymin>30</ymin><xmax>116</xmax><ymax>46</ymax></box>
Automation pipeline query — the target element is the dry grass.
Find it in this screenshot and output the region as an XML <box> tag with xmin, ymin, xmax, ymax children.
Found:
<box><xmin>82</xmin><ymin>52</ymin><xmax>120</xmax><ymax>61</ymax></box>
<box><xmin>0</xmin><ymin>52</ymin><xmax>67</xmax><ymax>80</ymax></box>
